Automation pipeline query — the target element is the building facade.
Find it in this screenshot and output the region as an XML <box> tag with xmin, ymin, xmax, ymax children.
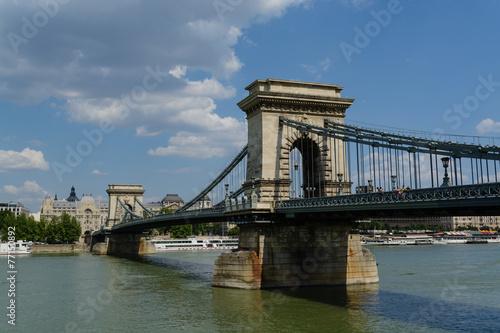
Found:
<box><xmin>0</xmin><ymin>201</ymin><xmax>31</xmax><ymax>217</ymax></box>
<box><xmin>145</xmin><ymin>193</ymin><xmax>186</xmax><ymax>214</ymax></box>
<box><xmin>373</xmin><ymin>216</ymin><xmax>500</xmax><ymax>230</ymax></box>
<box><xmin>40</xmin><ymin>186</ymin><xmax>109</xmax><ymax>234</ymax></box>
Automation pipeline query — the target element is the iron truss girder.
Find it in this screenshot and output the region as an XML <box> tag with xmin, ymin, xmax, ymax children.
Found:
<box><xmin>274</xmin><ymin>183</ymin><xmax>500</xmax><ymax>218</ymax></box>
<box><xmin>279</xmin><ymin>117</ymin><xmax>500</xmax><ymax>160</ymax></box>
<box><xmin>111</xmin><ymin>206</ymin><xmax>227</xmax><ymax>233</ymax></box>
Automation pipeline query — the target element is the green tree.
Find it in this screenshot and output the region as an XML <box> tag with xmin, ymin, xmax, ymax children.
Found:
<box><xmin>207</xmin><ymin>223</ymin><xmax>221</xmax><ymax>236</ymax></box>
<box><xmin>171</xmin><ymin>224</ymin><xmax>192</xmax><ymax>238</ymax></box>
<box><xmin>0</xmin><ymin>210</ymin><xmax>15</xmax><ymax>233</ymax></box>
<box><xmin>381</xmin><ymin>223</ymin><xmax>392</xmax><ymax>233</ymax></box>
<box><xmin>0</xmin><ymin>213</ymin><xmax>17</xmax><ymax>241</ymax></box>
<box><xmin>58</xmin><ymin>213</ymin><xmax>82</xmax><ymax>243</ymax></box>
<box><xmin>228</xmin><ymin>226</ymin><xmax>240</xmax><ymax>236</ymax></box>
<box><xmin>193</xmin><ymin>223</ymin><xmax>208</xmax><ymax>236</ymax></box>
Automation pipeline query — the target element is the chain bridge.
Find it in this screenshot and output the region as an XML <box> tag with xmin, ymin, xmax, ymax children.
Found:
<box><xmin>91</xmin><ymin>79</ymin><xmax>500</xmax><ymax>289</ymax></box>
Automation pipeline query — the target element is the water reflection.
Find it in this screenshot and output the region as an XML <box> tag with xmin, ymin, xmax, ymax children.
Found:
<box><xmin>212</xmin><ymin>284</ymin><xmax>380</xmax><ymax>332</ymax></box>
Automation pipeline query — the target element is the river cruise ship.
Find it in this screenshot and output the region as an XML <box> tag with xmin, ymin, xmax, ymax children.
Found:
<box><xmin>361</xmin><ymin>235</ymin><xmax>438</xmax><ymax>246</ymax></box>
<box><xmin>435</xmin><ymin>231</ymin><xmax>500</xmax><ymax>244</ymax></box>
<box><xmin>150</xmin><ymin>237</ymin><xmax>238</xmax><ymax>251</ymax></box>
<box><xmin>0</xmin><ymin>240</ymin><xmax>32</xmax><ymax>254</ymax></box>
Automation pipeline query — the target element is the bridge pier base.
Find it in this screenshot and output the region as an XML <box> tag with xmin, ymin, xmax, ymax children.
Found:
<box><xmin>212</xmin><ymin>222</ymin><xmax>378</xmax><ymax>289</ymax></box>
<box><xmin>91</xmin><ymin>233</ymin><xmax>155</xmax><ymax>255</ymax></box>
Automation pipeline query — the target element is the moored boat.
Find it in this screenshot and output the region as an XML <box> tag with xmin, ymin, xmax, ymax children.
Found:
<box><xmin>437</xmin><ymin>231</ymin><xmax>499</xmax><ymax>244</ymax></box>
<box><xmin>0</xmin><ymin>240</ymin><xmax>32</xmax><ymax>255</ymax></box>
<box><xmin>150</xmin><ymin>237</ymin><xmax>238</xmax><ymax>251</ymax></box>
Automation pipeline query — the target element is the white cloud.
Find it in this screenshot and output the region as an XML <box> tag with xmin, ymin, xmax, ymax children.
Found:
<box><xmin>1</xmin><ymin>181</ymin><xmax>51</xmax><ymax>212</ymax></box>
<box><xmin>476</xmin><ymin>118</ymin><xmax>500</xmax><ymax>134</ymax></box>
<box><xmin>92</xmin><ymin>169</ymin><xmax>108</xmax><ymax>176</ymax></box>
<box><xmin>184</xmin><ymin>78</ymin><xmax>236</xmax><ymax>99</ymax></box>
<box><xmin>169</xmin><ymin>65</ymin><xmax>187</xmax><ymax>79</ymax></box>
<box><xmin>148</xmin><ymin>126</ymin><xmax>247</xmax><ymax>159</ymax></box>
<box><xmin>65</xmin><ymin>98</ymin><xmax>129</xmax><ymax>125</ymax></box>
<box><xmin>0</xmin><ymin>0</ymin><xmax>308</xmax><ymax>158</ymax></box>
<box><xmin>3</xmin><ymin>180</ymin><xmax>48</xmax><ymax>196</ymax></box>
<box><xmin>135</xmin><ymin>126</ymin><xmax>162</xmax><ymax>137</ymax></box>
<box><xmin>0</xmin><ymin>148</ymin><xmax>50</xmax><ymax>171</ymax></box>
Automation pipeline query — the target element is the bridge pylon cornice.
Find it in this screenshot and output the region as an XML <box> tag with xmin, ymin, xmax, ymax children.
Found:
<box><xmin>237</xmin><ymin>79</ymin><xmax>354</xmax><ymax>119</ymax></box>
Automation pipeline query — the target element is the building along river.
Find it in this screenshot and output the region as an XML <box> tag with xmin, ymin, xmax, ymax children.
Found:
<box><xmin>2</xmin><ymin>244</ymin><xmax>500</xmax><ymax>332</ymax></box>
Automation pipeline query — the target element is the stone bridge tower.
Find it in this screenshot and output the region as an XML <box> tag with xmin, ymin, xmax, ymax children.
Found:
<box><xmin>106</xmin><ymin>184</ymin><xmax>146</xmax><ymax>228</ymax></box>
<box><xmin>213</xmin><ymin>79</ymin><xmax>378</xmax><ymax>290</ymax></box>
<box><xmin>237</xmin><ymin>79</ymin><xmax>354</xmax><ymax>207</ymax></box>
<box><xmin>91</xmin><ymin>184</ymin><xmax>154</xmax><ymax>256</ymax></box>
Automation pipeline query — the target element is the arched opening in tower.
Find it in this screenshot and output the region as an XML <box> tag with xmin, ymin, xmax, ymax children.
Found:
<box><xmin>289</xmin><ymin>136</ymin><xmax>323</xmax><ymax>199</ymax></box>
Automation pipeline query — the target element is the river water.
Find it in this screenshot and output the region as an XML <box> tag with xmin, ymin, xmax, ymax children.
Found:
<box><xmin>2</xmin><ymin>244</ymin><xmax>500</xmax><ymax>332</ymax></box>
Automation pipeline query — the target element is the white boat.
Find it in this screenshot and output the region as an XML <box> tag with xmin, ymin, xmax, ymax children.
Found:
<box><xmin>0</xmin><ymin>240</ymin><xmax>32</xmax><ymax>255</ymax></box>
<box><xmin>361</xmin><ymin>235</ymin><xmax>439</xmax><ymax>246</ymax></box>
<box><xmin>361</xmin><ymin>237</ymin><xmax>411</xmax><ymax>246</ymax></box>
<box><xmin>150</xmin><ymin>238</ymin><xmax>238</xmax><ymax>251</ymax></box>
<box><xmin>437</xmin><ymin>232</ymin><xmax>500</xmax><ymax>244</ymax></box>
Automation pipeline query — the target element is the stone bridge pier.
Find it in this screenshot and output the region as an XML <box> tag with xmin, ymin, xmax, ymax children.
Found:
<box><xmin>91</xmin><ymin>232</ymin><xmax>155</xmax><ymax>255</ymax></box>
<box><xmin>212</xmin><ymin>220</ymin><xmax>378</xmax><ymax>289</ymax></box>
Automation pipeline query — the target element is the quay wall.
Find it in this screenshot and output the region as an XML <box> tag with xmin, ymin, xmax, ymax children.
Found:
<box><xmin>32</xmin><ymin>243</ymin><xmax>90</xmax><ymax>254</ymax></box>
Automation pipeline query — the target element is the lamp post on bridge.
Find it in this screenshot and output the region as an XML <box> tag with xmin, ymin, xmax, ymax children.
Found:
<box><xmin>391</xmin><ymin>175</ymin><xmax>397</xmax><ymax>191</ymax></box>
<box><xmin>305</xmin><ymin>186</ymin><xmax>316</xmax><ymax>198</ymax></box>
<box><xmin>337</xmin><ymin>173</ymin><xmax>343</xmax><ymax>195</ymax></box>
<box><xmin>440</xmin><ymin>157</ymin><xmax>451</xmax><ymax>187</ymax></box>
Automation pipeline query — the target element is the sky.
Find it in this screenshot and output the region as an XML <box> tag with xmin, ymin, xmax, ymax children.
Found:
<box><xmin>1</xmin><ymin>0</ymin><xmax>500</xmax><ymax>212</ymax></box>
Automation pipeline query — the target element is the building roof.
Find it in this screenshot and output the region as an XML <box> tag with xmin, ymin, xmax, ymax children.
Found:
<box><xmin>0</xmin><ymin>201</ymin><xmax>24</xmax><ymax>207</ymax></box>
<box><xmin>66</xmin><ymin>186</ymin><xmax>80</xmax><ymax>202</ymax></box>
<box><xmin>161</xmin><ymin>194</ymin><xmax>184</xmax><ymax>204</ymax></box>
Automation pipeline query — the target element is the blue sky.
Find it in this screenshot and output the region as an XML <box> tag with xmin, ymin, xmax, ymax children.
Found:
<box><xmin>1</xmin><ymin>0</ymin><xmax>500</xmax><ymax>212</ymax></box>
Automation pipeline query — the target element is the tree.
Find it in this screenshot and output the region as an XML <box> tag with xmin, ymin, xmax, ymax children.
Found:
<box><xmin>171</xmin><ymin>225</ymin><xmax>192</xmax><ymax>238</ymax></box>
<box><xmin>207</xmin><ymin>223</ymin><xmax>221</xmax><ymax>236</ymax></box>
<box><xmin>0</xmin><ymin>213</ymin><xmax>16</xmax><ymax>241</ymax></box>
<box><xmin>228</xmin><ymin>226</ymin><xmax>240</xmax><ymax>236</ymax></box>
<box><xmin>192</xmin><ymin>223</ymin><xmax>207</xmax><ymax>236</ymax></box>
<box><xmin>58</xmin><ymin>213</ymin><xmax>82</xmax><ymax>243</ymax></box>
<box><xmin>0</xmin><ymin>210</ymin><xmax>15</xmax><ymax>234</ymax></box>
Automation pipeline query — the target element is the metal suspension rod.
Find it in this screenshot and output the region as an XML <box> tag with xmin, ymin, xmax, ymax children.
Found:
<box><xmin>371</xmin><ymin>144</ymin><xmax>376</xmax><ymax>189</ymax></box>
<box><xmin>178</xmin><ymin>145</ymin><xmax>248</xmax><ymax>212</ymax></box>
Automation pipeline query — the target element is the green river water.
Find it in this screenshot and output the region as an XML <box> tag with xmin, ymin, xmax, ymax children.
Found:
<box><xmin>2</xmin><ymin>244</ymin><xmax>500</xmax><ymax>332</ymax></box>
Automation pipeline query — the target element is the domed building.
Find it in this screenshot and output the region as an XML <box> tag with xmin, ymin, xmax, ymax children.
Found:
<box><xmin>145</xmin><ymin>194</ymin><xmax>186</xmax><ymax>214</ymax></box>
<box><xmin>40</xmin><ymin>186</ymin><xmax>109</xmax><ymax>237</ymax></box>
<box><xmin>161</xmin><ymin>194</ymin><xmax>185</xmax><ymax>209</ymax></box>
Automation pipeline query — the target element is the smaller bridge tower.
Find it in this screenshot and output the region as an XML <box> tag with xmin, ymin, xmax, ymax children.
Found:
<box><xmin>106</xmin><ymin>184</ymin><xmax>146</xmax><ymax>227</ymax></box>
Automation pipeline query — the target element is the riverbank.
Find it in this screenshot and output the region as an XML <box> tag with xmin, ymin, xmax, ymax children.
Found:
<box><xmin>31</xmin><ymin>243</ymin><xmax>89</xmax><ymax>254</ymax></box>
